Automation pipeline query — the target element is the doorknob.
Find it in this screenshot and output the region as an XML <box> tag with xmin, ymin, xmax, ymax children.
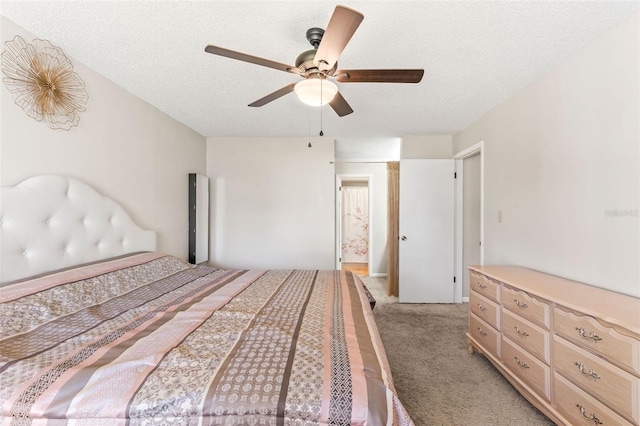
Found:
<box><xmin>401</xmin><ymin>236</ymin><xmax>407</xmax><ymax>241</ymax></box>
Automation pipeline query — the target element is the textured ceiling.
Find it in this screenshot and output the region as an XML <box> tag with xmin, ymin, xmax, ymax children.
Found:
<box><xmin>1</xmin><ymin>1</ymin><xmax>638</xmax><ymax>138</ymax></box>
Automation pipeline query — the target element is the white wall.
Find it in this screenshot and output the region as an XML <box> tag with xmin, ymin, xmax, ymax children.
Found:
<box><xmin>453</xmin><ymin>14</ymin><xmax>639</xmax><ymax>297</ymax></box>
<box><xmin>206</xmin><ymin>137</ymin><xmax>335</xmax><ymax>270</ymax></box>
<box><xmin>0</xmin><ymin>17</ymin><xmax>206</xmax><ymax>260</ymax></box>
<box><xmin>402</xmin><ymin>135</ymin><xmax>453</xmax><ymax>159</ymax></box>
<box><xmin>335</xmin><ymin>137</ymin><xmax>401</xmax><ymax>160</ymax></box>
<box><xmin>335</xmin><ymin>162</ymin><xmax>388</xmax><ymax>276</ymax></box>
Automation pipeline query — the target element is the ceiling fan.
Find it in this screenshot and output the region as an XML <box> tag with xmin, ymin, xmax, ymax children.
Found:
<box><xmin>204</xmin><ymin>5</ymin><xmax>424</xmax><ymax>117</ymax></box>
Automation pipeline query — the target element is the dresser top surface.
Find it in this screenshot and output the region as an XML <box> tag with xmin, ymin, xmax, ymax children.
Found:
<box><xmin>469</xmin><ymin>265</ymin><xmax>640</xmax><ymax>334</ymax></box>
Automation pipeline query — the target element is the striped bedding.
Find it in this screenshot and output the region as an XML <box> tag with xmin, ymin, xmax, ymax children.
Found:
<box><xmin>0</xmin><ymin>252</ymin><xmax>413</xmax><ymax>425</ymax></box>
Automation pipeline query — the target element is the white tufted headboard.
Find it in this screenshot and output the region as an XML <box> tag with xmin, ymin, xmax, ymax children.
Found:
<box><xmin>0</xmin><ymin>175</ymin><xmax>157</xmax><ymax>284</ymax></box>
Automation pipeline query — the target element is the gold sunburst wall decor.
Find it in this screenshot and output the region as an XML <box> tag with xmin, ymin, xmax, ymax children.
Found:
<box><xmin>1</xmin><ymin>35</ymin><xmax>88</xmax><ymax>131</ymax></box>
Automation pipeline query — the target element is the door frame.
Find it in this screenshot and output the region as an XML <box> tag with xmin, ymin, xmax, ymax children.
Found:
<box><xmin>453</xmin><ymin>140</ymin><xmax>485</xmax><ymax>303</ymax></box>
<box><xmin>335</xmin><ymin>174</ymin><xmax>373</xmax><ymax>271</ymax></box>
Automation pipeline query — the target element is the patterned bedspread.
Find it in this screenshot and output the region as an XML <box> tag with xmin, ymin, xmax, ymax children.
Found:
<box><xmin>0</xmin><ymin>253</ymin><xmax>413</xmax><ymax>425</ymax></box>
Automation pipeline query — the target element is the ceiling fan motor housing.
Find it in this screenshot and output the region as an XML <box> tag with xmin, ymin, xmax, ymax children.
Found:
<box><xmin>296</xmin><ymin>28</ymin><xmax>337</xmax><ymax>77</ymax></box>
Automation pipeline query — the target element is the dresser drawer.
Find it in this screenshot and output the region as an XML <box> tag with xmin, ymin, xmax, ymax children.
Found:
<box><xmin>553</xmin><ymin>335</ymin><xmax>640</xmax><ymax>424</ymax></box>
<box><xmin>502</xmin><ymin>285</ymin><xmax>550</xmax><ymax>328</ymax></box>
<box><xmin>554</xmin><ymin>307</ymin><xmax>640</xmax><ymax>376</ymax></box>
<box><xmin>469</xmin><ymin>313</ymin><xmax>500</xmax><ymax>357</ymax></box>
<box><xmin>554</xmin><ymin>373</ymin><xmax>633</xmax><ymax>426</ymax></box>
<box><xmin>469</xmin><ymin>271</ymin><xmax>500</xmax><ymax>302</ymax></box>
<box><xmin>502</xmin><ymin>308</ymin><xmax>550</xmax><ymax>364</ymax></box>
<box><xmin>502</xmin><ymin>336</ymin><xmax>550</xmax><ymax>399</ymax></box>
<box><xmin>470</xmin><ymin>290</ymin><xmax>500</xmax><ymax>329</ymax></box>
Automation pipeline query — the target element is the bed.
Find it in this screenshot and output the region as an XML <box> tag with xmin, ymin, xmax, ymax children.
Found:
<box><xmin>0</xmin><ymin>175</ymin><xmax>412</xmax><ymax>425</ymax></box>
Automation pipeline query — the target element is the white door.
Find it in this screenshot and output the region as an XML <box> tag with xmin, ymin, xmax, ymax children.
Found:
<box><xmin>399</xmin><ymin>159</ymin><xmax>455</xmax><ymax>303</ymax></box>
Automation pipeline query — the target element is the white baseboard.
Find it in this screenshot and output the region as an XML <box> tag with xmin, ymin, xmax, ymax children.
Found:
<box><xmin>368</xmin><ymin>273</ymin><xmax>387</xmax><ymax>278</ymax></box>
<box><xmin>462</xmin><ymin>297</ymin><xmax>469</xmax><ymax>303</ymax></box>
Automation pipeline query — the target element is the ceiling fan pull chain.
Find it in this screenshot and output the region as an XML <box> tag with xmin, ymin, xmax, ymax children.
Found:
<box><xmin>319</xmin><ymin>81</ymin><xmax>324</xmax><ymax>136</ymax></box>
<box><xmin>307</xmin><ymin>104</ymin><xmax>313</xmax><ymax>147</ymax></box>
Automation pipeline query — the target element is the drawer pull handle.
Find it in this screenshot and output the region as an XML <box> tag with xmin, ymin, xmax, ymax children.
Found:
<box><xmin>575</xmin><ymin>326</ymin><xmax>603</xmax><ymax>343</ymax></box>
<box><xmin>477</xmin><ymin>281</ymin><xmax>487</xmax><ymax>289</ymax></box>
<box><xmin>477</xmin><ymin>303</ymin><xmax>487</xmax><ymax>312</ymax></box>
<box><xmin>574</xmin><ymin>362</ymin><xmax>601</xmax><ymax>381</ymax></box>
<box><xmin>514</xmin><ymin>356</ymin><xmax>529</xmax><ymax>369</ymax></box>
<box><xmin>477</xmin><ymin>327</ymin><xmax>488</xmax><ymax>336</ymax></box>
<box><xmin>513</xmin><ymin>299</ymin><xmax>528</xmax><ymax>308</ymax></box>
<box><xmin>575</xmin><ymin>403</ymin><xmax>603</xmax><ymax>425</ymax></box>
<box><xmin>514</xmin><ymin>326</ymin><xmax>529</xmax><ymax>337</ymax></box>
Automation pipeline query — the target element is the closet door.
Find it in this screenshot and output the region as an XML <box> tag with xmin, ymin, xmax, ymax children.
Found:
<box><xmin>399</xmin><ymin>159</ymin><xmax>455</xmax><ymax>303</ymax></box>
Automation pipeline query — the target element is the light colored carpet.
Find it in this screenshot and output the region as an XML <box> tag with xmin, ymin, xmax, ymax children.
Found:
<box><xmin>363</xmin><ymin>277</ymin><xmax>554</xmax><ymax>426</ymax></box>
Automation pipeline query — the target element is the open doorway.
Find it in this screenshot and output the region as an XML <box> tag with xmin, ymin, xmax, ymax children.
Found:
<box><xmin>336</xmin><ymin>175</ymin><xmax>372</xmax><ymax>276</ymax></box>
<box><xmin>454</xmin><ymin>141</ymin><xmax>484</xmax><ymax>302</ymax></box>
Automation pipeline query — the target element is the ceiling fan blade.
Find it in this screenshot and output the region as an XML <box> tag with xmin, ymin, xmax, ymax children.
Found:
<box><xmin>314</xmin><ymin>6</ymin><xmax>364</xmax><ymax>71</ymax></box>
<box><xmin>205</xmin><ymin>45</ymin><xmax>300</xmax><ymax>75</ymax></box>
<box><xmin>335</xmin><ymin>69</ymin><xmax>424</xmax><ymax>83</ymax></box>
<box><xmin>248</xmin><ymin>83</ymin><xmax>296</xmax><ymax>107</ymax></box>
<box><xmin>329</xmin><ymin>91</ymin><xmax>354</xmax><ymax>117</ymax></box>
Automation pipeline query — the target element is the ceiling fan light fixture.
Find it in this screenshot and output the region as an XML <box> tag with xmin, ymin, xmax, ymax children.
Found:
<box><xmin>294</xmin><ymin>78</ymin><xmax>338</xmax><ymax>106</ymax></box>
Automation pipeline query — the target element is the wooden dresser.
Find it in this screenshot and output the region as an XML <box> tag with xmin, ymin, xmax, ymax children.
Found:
<box><xmin>467</xmin><ymin>265</ymin><xmax>640</xmax><ymax>426</ymax></box>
